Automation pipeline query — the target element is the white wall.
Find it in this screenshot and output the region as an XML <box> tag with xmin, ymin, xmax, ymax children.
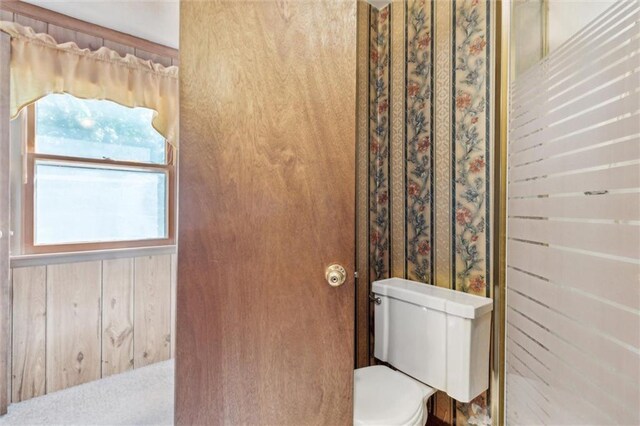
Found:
<box><xmin>22</xmin><ymin>1</ymin><xmax>179</xmax><ymax>48</ymax></box>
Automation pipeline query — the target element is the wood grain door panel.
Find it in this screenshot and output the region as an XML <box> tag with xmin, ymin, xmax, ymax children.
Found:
<box><xmin>177</xmin><ymin>1</ymin><xmax>357</xmax><ymax>424</ymax></box>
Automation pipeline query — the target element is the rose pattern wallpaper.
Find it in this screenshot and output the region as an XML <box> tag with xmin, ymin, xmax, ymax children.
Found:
<box><xmin>452</xmin><ymin>0</ymin><xmax>491</xmax><ymax>298</ymax></box>
<box><xmin>369</xmin><ymin>6</ymin><xmax>391</xmax><ymax>282</ymax></box>
<box><xmin>405</xmin><ymin>0</ymin><xmax>434</xmax><ymax>284</ymax></box>
<box><xmin>366</xmin><ymin>1</ymin><xmax>493</xmax><ymax>425</ymax></box>
<box><xmin>453</xmin><ymin>1</ymin><xmax>491</xmax><ymax>422</ymax></box>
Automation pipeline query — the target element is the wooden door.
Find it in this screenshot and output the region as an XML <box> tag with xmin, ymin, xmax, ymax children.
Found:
<box><xmin>177</xmin><ymin>1</ymin><xmax>357</xmax><ymax>425</ymax></box>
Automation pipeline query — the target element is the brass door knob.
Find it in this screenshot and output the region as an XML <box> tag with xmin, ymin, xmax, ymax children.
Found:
<box><xmin>326</xmin><ymin>264</ymin><xmax>347</xmax><ymax>287</ymax></box>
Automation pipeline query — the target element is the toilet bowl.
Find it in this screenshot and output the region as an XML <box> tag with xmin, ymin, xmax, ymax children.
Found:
<box><xmin>353</xmin><ymin>278</ymin><xmax>493</xmax><ymax>425</ymax></box>
<box><xmin>354</xmin><ymin>366</ymin><xmax>435</xmax><ymax>426</ymax></box>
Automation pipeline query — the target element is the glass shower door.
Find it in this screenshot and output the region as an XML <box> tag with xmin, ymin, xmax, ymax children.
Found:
<box><xmin>505</xmin><ymin>1</ymin><xmax>640</xmax><ymax>424</ymax></box>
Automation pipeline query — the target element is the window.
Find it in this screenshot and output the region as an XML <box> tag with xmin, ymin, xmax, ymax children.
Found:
<box><xmin>24</xmin><ymin>94</ymin><xmax>175</xmax><ymax>253</ymax></box>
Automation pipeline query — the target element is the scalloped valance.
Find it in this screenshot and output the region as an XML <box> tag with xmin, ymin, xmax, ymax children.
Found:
<box><xmin>0</xmin><ymin>21</ymin><xmax>179</xmax><ymax>147</ymax></box>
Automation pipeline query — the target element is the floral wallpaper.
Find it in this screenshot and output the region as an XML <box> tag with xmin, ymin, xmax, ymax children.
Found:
<box><xmin>452</xmin><ymin>0</ymin><xmax>491</xmax><ymax>298</ymax></box>
<box><xmin>453</xmin><ymin>1</ymin><xmax>491</xmax><ymax>423</ymax></box>
<box><xmin>365</xmin><ymin>1</ymin><xmax>493</xmax><ymax>424</ymax></box>
<box><xmin>369</xmin><ymin>6</ymin><xmax>391</xmax><ymax>282</ymax></box>
<box><xmin>405</xmin><ymin>0</ymin><xmax>434</xmax><ymax>284</ymax></box>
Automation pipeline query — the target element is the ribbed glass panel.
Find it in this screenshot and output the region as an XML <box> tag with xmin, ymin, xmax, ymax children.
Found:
<box><xmin>506</xmin><ymin>2</ymin><xmax>640</xmax><ymax>424</ymax></box>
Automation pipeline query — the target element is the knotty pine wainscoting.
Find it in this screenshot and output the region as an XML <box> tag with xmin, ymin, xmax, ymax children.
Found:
<box><xmin>9</xmin><ymin>253</ymin><xmax>177</xmax><ymax>403</ymax></box>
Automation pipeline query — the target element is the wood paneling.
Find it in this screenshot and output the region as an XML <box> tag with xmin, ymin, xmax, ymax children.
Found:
<box><xmin>13</xmin><ymin>14</ymin><xmax>46</xmax><ymax>33</ymax></box>
<box><xmin>177</xmin><ymin>1</ymin><xmax>356</xmax><ymax>424</ymax></box>
<box><xmin>8</xmin><ymin>254</ymin><xmax>176</xmax><ymax>402</ymax></box>
<box><xmin>11</xmin><ymin>266</ymin><xmax>45</xmax><ymax>402</ymax></box>
<box><xmin>6</xmin><ymin>270</ymin><xmax>10</xmax><ymax>405</ymax></box>
<box><xmin>103</xmin><ymin>40</ymin><xmax>134</xmax><ymax>58</ymax></box>
<box><xmin>135</xmin><ymin>48</ymin><xmax>172</xmax><ymax>67</ymax></box>
<box><xmin>134</xmin><ymin>255</ymin><xmax>171</xmax><ymax>368</ymax></box>
<box><xmin>0</xmin><ymin>9</ymin><xmax>13</xmax><ymax>21</ymax></box>
<box><xmin>433</xmin><ymin>391</ymin><xmax>454</xmax><ymax>425</ymax></box>
<box><xmin>0</xmin><ymin>0</ymin><xmax>178</xmax><ymax>59</ymax></box>
<box><xmin>101</xmin><ymin>258</ymin><xmax>134</xmax><ymax>377</ymax></box>
<box><xmin>170</xmin><ymin>254</ymin><xmax>177</xmax><ymax>358</ymax></box>
<box><xmin>47</xmin><ymin>24</ymin><xmax>102</xmax><ymax>50</ymax></box>
<box><xmin>46</xmin><ymin>261</ymin><xmax>101</xmax><ymax>393</ymax></box>
<box><xmin>0</xmin><ymin>29</ymin><xmax>11</xmax><ymax>415</ymax></box>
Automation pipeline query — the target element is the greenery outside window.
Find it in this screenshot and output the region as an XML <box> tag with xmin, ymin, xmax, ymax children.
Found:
<box><xmin>24</xmin><ymin>93</ymin><xmax>175</xmax><ymax>254</ymax></box>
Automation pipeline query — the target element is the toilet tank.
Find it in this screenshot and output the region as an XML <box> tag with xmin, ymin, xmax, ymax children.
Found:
<box><xmin>372</xmin><ymin>278</ymin><xmax>493</xmax><ymax>403</ymax></box>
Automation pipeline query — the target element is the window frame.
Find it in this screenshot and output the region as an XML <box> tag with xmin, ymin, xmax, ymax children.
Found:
<box><xmin>23</xmin><ymin>102</ymin><xmax>176</xmax><ymax>255</ymax></box>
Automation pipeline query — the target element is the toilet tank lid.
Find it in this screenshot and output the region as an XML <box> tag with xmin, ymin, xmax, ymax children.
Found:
<box><xmin>372</xmin><ymin>278</ymin><xmax>493</xmax><ymax>319</ymax></box>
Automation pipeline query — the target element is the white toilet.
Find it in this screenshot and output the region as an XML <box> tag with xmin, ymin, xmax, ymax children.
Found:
<box><xmin>353</xmin><ymin>278</ymin><xmax>493</xmax><ymax>425</ymax></box>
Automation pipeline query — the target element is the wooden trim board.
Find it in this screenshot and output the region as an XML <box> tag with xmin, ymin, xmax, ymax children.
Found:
<box><xmin>0</xmin><ymin>29</ymin><xmax>11</xmax><ymax>416</ymax></box>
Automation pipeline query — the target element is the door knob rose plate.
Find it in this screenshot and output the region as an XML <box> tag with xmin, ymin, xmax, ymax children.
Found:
<box><xmin>326</xmin><ymin>264</ymin><xmax>347</xmax><ymax>287</ymax></box>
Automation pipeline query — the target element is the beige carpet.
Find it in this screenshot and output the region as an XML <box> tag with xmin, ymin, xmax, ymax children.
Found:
<box><xmin>0</xmin><ymin>360</ymin><xmax>174</xmax><ymax>426</ymax></box>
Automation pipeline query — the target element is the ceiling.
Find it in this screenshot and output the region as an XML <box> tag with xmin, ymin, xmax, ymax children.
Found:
<box><xmin>23</xmin><ymin>0</ymin><xmax>180</xmax><ymax>48</ymax></box>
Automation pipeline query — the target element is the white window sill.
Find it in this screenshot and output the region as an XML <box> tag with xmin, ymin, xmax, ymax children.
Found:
<box><xmin>10</xmin><ymin>245</ymin><xmax>177</xmax><ymax>268</ymax></box>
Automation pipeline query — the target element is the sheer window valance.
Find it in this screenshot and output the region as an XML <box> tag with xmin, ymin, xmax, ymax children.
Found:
<box><xmin>0</xmin><ymin>21</ymin><xmax>179</xmax><ymax>147</ymax></box>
